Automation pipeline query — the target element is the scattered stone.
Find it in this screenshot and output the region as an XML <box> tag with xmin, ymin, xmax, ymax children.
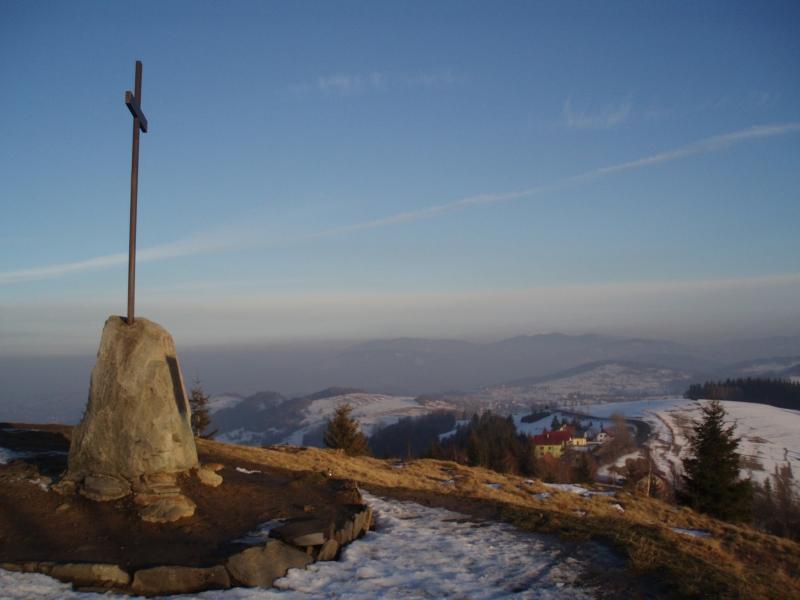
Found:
<box><xmin>226</xmin><ymin>539</ymin><xmax>312</xmax><ymax>587</ymax></box>
<box><xmin>204</xmin><ymin>462</ymin><xmax>224</xmax><ymax>472</ymax></box>
<box><xmin>80</xmin><ymin>474</ymin><xmax>131</xmax><ymax>502</ymax></box>
<box><xmin>131</xmin><ymin>565</ymin><xmax>230</xmax><ymax>595</ymax></box>
<box><xmin>197</xmin><ymin>466</ymin><xmax>223</xmax><ymax>487</ymax></box>
<box><xmin>317</xmin><ymin>539</ymin><xmax>339</xmax><ymax>561</ymax></box>
<box><xmin>66</xmin><ymin>316</ymin><xmax>198</xmax><ymax>489</ymax></box>
<box><xmin>138</xmin><ymin>493</ymin><xmax>196</xmax><ymax>523</ymax></box>
<box><xmin>49</xmin><ymin>563</ymin><xmax>130</xmax><ymax>588</ymax></box>
<box><xmin>55</xmin><ymin>502</ymin><xmax>70</xmax><ymax>513</ymax></box>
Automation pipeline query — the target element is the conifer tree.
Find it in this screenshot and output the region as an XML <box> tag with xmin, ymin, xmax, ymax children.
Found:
<box><xmin>550</xmin><ymin>415</ymin><xmax>561</xmax><ymax>431</ymax></box>
<box><xmin>188</xmin><ymin>379</ymin><xmax>216</xmax><ymax>439</ymax></box>
<box><xmin>680</xmin><ymin>400</ymin><xmax>752</xmax><ymax>521</ymax></box>
<box><xmin>323</xmin><ymin>403</ymin><xmax>371</xmax><ymax>456</ymax></box>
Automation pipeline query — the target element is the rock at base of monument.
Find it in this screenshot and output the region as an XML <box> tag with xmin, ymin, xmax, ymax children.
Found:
<box><xmin>197</xmin><ymin>466</ymin><xmax>223</xmax><ymax>487</ymax></box>
<box><xmin>133</xmin><ymin>471</ymin><xmax>181</xmax><ymax>496</ymax></box>
<box><xmin>80</xmin><ymin>474</ymin><xmax>131</xmax><ymax>502</ymax></box>
<box><xmin>131</xmin><ymin>565</ymin><xmax>230</xmax><ymax>595</ymax></box>
<box><xmin>138</xmin><ymin>493</ymin><xmax>196</xmax><ymax>523</ymax></box>
<box><xmin>226</xmin><ymin>539</ymin><xmax>312</xmax><ymax>587</ymax></box>
<box><xmin>51</xmin><ymin>478</ymin><xmax>77</xmax><ymax>496</ymax></box>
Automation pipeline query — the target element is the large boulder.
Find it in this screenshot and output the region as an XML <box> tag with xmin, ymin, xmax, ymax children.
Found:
<box><xmin>66</xmin><ymin>316</ymin><xmax>198</xmax><ymax>496</ymax></box>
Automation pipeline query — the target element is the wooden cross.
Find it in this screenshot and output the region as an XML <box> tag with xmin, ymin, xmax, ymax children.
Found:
<box><xmin>124</xmin><ymin>60</ymin><xmax>148</xmax><ymax>325</ymax></box>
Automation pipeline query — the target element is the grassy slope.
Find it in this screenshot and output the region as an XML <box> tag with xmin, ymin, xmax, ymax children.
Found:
<box><xmin>198</xmin><ymin>439</ymin><xmax>800</xmax><ymax>600</ymax></box>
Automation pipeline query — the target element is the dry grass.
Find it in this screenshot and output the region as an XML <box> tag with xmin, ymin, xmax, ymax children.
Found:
<box><xmin>199</xmin><ymin>439</ymin><xmax>800</xmax><ymax>599</ymax></box>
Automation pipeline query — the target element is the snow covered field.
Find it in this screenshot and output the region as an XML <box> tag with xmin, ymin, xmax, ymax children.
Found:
<box><xmin>645</xmin><ymin>400</ymin><xmax>800</xmax><ymax>489</ymax></box>
<box><xmin>541</xmin><ymin>397</ymin><xmax>800</xmax><ymax>490</ymax></box>
<box><xmin>0</xmin><ymin>493</ymin><xmax>595</xmax><ymax>599</ymax></box>
<box><xmin>284</xmin><ymin>393</ymin><xmax>423</xmax><ymax>444</ymax></box>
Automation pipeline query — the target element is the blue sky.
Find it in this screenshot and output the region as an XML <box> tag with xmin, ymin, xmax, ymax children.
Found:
<box><xmin>1</xmin><ymin>1</ymin><xmax>799</xmax><ymax>353</ymax></box>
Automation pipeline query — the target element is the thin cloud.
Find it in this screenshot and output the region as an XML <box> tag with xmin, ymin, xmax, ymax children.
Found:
<box><xmin>2</xmin><ymin>122</ymin><xmax>799</xmax><ymax>285</ymax></box>
<box><xmin>290</xmin><ymin>70</ymin><xmax>465</xmax><ymax>96</ymax></box>
<box><xmin>563</xmin><ymin>95</ymin><xmax>633</xmax><ymax>129</ymax></box>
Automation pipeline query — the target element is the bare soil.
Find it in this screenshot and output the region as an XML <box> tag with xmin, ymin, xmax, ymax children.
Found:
<box><xmin>0</xmin><ymin>423</ymin><xmax>361</xmax><ymax>570</ymax></box>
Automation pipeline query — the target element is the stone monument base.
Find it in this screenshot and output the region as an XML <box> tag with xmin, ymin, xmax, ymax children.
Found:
<box><xmin>0</xmin><ymin>426</ymin><xmax>373</xmax><ymax>596</ymax></box>
<box><xmin>65</xmin><ymin>316</ymin><xmax>200</xmax><ymax>516</ymax></box>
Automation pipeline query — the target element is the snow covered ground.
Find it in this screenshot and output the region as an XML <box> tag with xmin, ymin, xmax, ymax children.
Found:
<box><xmin>0</xmin><ymin>493</ymin><xmax>596</xmax><ymax>599</ymax></box>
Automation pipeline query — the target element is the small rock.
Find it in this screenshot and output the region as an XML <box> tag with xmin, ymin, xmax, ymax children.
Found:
<box><xmin>49</xmin><ymin>563</ymin><xmax>129</xmax><ymax>588</ymax></box>
<box><xmin>55</xmin><ymin>503</ymin><xmax>70</xmax><ymax>513</ymax></box>
<box><xmin>131</xmin><ymin>565</ymin><xmax>229</xmax><ymax>595</ymax></box>
<box><xmin>51</xmin><ymin>479</ymin><xmax>77</xmax><ymax>496</ymax></box>
<box><xmin>139</xmin><ymin>494</ymin><xmax>196</xmax><ymax>523</ymax></box>
<box><xmin>204</xmin><ymin>462</ymin><xmax>224</xmax><ymax>472</ymax></box>
<box><xmin>226</xmin><ymin>539</ymin><xmax>312</xmax><ymax>587</ymax></box>
<box><xmin>197</xmin><ymin>467</ymin><xmax>223</xmax><ymax>488</ymax></box>
<box><xmin>80</xmin><ymin>474</ymin><xmax>131</xmax><ymax>501</ymax></box>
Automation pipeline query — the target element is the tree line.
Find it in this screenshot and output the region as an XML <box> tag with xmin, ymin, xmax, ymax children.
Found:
<box><xmin>685</xmin><ymin>377</ymin><xmax>800</xmax><ymax>410</ymax></box>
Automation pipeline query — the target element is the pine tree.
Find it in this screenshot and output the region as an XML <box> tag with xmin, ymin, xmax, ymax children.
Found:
<box><xmin>188</xmin><ymin>379</ymin><xmax>216</xmax><ymax>439</ymax></box>
<box><xmin>323</xmin><ymin>403</ymin><xmax>371</xmax><ymax>456</ymax></box>
<box><xmin>680</xmin><ymin>400</ymin><xmax>752</xmax><ymax>522</ymax></box>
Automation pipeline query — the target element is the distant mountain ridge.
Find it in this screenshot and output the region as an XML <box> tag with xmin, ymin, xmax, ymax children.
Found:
<box><xmin>5</xmin><ymin>331</ymin><xmax>800</xmax><ymax>424</ymax></box>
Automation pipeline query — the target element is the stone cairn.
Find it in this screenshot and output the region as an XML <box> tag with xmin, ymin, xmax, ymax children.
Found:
<box><xmin>58</xmin><ymin>316</ymin><xmax>222</xmax><ymax>522</ymax></box>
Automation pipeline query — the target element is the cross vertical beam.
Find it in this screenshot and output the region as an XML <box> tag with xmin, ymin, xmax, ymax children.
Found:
<box><xmin>125</xmin><ymin>60</ymin><xmax>148</xmax><ymax>325</ymax></box>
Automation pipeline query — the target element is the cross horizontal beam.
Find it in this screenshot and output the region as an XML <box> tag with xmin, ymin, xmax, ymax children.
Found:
<box><xmin>125</xmin><ymin>91</ymin><xmax>148</xmax><ymax>133</ymax></box>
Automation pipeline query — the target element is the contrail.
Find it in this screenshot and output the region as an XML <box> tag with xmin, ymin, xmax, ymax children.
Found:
<box><xmin>2</xmin><ymin>122</ymin><xmax>798</xmax><ymax>284</ymax></box>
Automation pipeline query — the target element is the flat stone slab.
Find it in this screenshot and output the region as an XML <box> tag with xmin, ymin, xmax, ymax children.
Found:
<box><xmin>80</xmin><ymin>474</ymin><xmax>131</xmax><ymax>502</ymax></box>
<box><xmin>226</xmin><ymin>539</ymin><xmax>312</xmax><ymax>587</ymax></box>
<box><xmin>138</xmin><ymin>493</ymin><xmax>196</xmax><ymax>523</ymax></box>
<box><xmin>271</xmin><ymin>518</ymin><xmax>330</xmax><ymax>547</ymax></box>
<box><xmin>131</xmin><ymin>565</ymin><xmax>229</xmax><ymax>595</ymax></box>
<box><xmin>50</xmin><ymin>563</ymin><xmax>130</xmax><ymax>588</ymax></box>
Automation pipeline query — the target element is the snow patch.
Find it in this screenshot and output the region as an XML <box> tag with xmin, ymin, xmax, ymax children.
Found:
<box><xmin>671</xmin><ymin>528</ymin><xmax>711</xmax><ymax>538</ymax></box>
<box><xmin>0</xmin><ymin>447</ymin><xmax>30</xmax><ymax>465</ymax></box>
<box><xmin>234</xmin><ymin>519</ymin><xmax>287</xmax><ymax>545</ymax></box>
<box><xmin>207</xmin><ymin>394</ymin><xmax>246</xmax><ymax>415</ymax></box>
<box><xmin>235</xmin><ymin>467</ymin><xmax>261</xmax><ymax>475</ymax></box>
